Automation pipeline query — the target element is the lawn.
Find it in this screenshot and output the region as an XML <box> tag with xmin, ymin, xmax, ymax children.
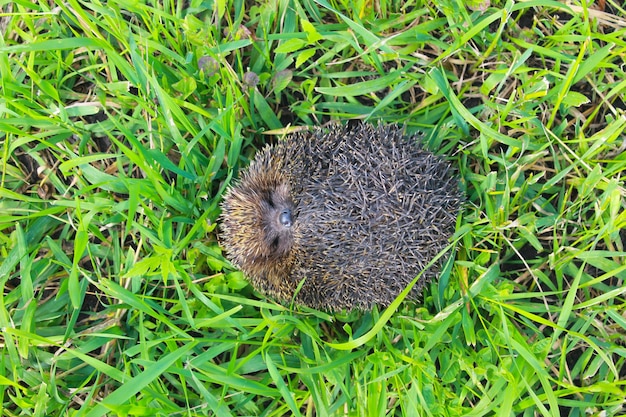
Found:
<box><xmin>0</xmin><ymin>0</ymin><xmax>625</xmax><ymax>416</ymax></box>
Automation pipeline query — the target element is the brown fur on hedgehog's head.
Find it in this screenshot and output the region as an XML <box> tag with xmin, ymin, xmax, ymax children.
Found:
<box><xmin>219</xmin><ymin>147</ymin><xmax>298</xmax><ymax>297</ymax></box>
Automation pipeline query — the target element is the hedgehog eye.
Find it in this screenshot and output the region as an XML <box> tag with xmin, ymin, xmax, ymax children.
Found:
<box><xmin>279</xmin><ymin>208</ymin><xmax>292</xmax><ymax>227</ymax></box>
<box><xmin>266</xmin><ymin>193</ymin><xmax>275</xmax><ymax>208</ymax></box>
<box><xmin>270</xmin><ymin>236</ymin><xmax>280</xmax><ymax>249</ymax></box>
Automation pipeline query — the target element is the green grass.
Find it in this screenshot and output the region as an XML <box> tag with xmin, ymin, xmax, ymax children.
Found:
<box><xmin>1</xmin><ymin>0</ymin><xmax>625</xmax><ymax>415</ymax></box>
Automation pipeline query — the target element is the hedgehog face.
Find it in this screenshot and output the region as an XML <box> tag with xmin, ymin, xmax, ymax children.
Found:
<box><xmin>258</xmin><ymin>183</ymin><xmax>295</xmax><ymax>259</ymax></box>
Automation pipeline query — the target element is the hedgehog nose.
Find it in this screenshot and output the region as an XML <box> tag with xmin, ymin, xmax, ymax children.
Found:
<box><xmin>279</xmin><ymin>209</ymin><xmax>292</xmax><ymax>228</ymax></box>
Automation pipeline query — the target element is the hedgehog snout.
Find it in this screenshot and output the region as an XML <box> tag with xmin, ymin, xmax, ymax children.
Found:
<box><xmin>279</xmin><ymin>208</ymin><xmax>292</xmax><ymax>227</ymax></box>
<box><xmin>258</xmin><ymin>198</ymin><xmax>296</xmax><ymax>260</ymax></box>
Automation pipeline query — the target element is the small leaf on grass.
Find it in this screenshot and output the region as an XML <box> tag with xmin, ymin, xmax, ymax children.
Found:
<box><xmin>64</xmin><ymin>102</ymin><xmax>102</xmax><ymax>117</ymax></box>
<box><xmin>517</xmin><ymin>225</ymin><xmax>543</xmax><ymax>252</ymax></box>
<box><xmin>145</xmin><ymin>148</ymin><xmax>196</xmax><ymax>180</ymax></box>
<box><xmin>523</xmin><ymin>77</ymin><xmax>549</xmax><ymax>100</ymax></box>
<box><xmin>171</xmin><ymin>75</ymin><xmax>197</xmax><ymax>99</ymax></box>
<box><xmin>461</xmin><ymin>307</ymin><xmax>476</xmax><ymax>347</ymax></box>
<box><xmin>316</xmin><ymin>70</ymin><xmax>401</xmax><ymax>97</ymax></box>
<box><xmin>560</xmin><ymin>91</ymin><xmax>589</xmax><ymax>108</ymax></box>
<box><xmin>0</xmin><ymin>375</ymin><xmax>27</xmax><ymax>392</ymax></box>
<box><xmin>253</xmin><ymin>90</ymin><xmax>282</xmax><ymax>129</ymax></box>
<box><xmin>59</xmin><ymin>153</ymin><xmax>122</xmax><ymax>175</ymax></box>
<box><xmin>572</xmin><ymin>43</ymin><xmax>612</xmax><ymax>84</ymax></box>
<box><xmin>467</xmin><ymin>0</ymin><xmax>490</xmax><ymax>12</ymax></box>
<box><xmin>147</xmin><ymin>69</ymin><xmax>199</xmax><ymax>144</ymax></box>
<box><xmin>275</xmin><ymin>38</ymin><xmax>308</xmax><ymax>54</ymax></box>
<box><xmin>80</xmin><ymin>164</ymin><xmax>128</xmax><ymax>194</ymax></box>
<box><xmin>215</xmin><ymin>0</ymin><xmax>226</xmax><ymax>19</ymax></box>
<box><xmin>125</xmin><ymin>181</ymin><xmax>139</xmax><ymax>237</ymax></box>
<box><xmin>296</xmin><ymin>48</ymin><xmax>316</xmax><ymax>68</ymax></box>
<box><xmin>124</xmin><ymin>256</ymin><xmax>163</xmax><ymax>278</ymax></box>
<box><xmin>15</xmin><ymin>224</ymin><xmax>32</xmax><ymax>306</ymax></box>
<box><xmin>64</xmin><ymin>277</ymin><xmax>89</xmax><ymax>342</ymax></box>
<box><xmin>206</xmin><ymin>137</ymin><xmax>226</xmax><ymax>179</ymax></box>
<box><xmin>102</xmin><ymin>81</ymin><xmax>131</xmax><ymax>93</ymax></box>
<box><xmin>18</xmin><ymin>301</ymin><xmax>37</xmax><ymax>359</ymax></box>
<box><xmin>226</xmin><ymin>128</ymin><xmax>243</xmax><ymax>168</ymax></box>
<box><xmin>480</xmin><ymin>72</ymin><xmax>507</xmax><ymax>95</ymax></box>
<box><xmin>0</xmin><ymin>37</ymin><xmax>107</xmax><ymax>53</ymax></box>
<box><xmin>225</xmin><ymin>271</ymin><xmax>248</xmax><ymax>290</ymax></box>
<box><xmin>69</xmin><ymin>229</ymin><xmax>88</xmax><ymax>309</ymax></box>
<box><xmin>301</xmin><ymin>19</ymin><xmax>322</xmax><ymax>43</ymax></box>
<box><xmin>272</xmin><ymin>69</ymin><xmax>293</xmax><ymax>94</ymax></box>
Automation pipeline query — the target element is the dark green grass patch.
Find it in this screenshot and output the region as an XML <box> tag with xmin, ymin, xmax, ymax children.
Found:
<box><xmin>1</xmin><ymin>0</ymin><xmax>625</xmax><ymax>415</ymax></box>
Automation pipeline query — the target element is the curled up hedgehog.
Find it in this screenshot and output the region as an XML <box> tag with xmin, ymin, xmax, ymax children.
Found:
<box><xmin>220</xmin><ymin>122</ymin><xmax>463</xmax><ymax>311</ymax></box>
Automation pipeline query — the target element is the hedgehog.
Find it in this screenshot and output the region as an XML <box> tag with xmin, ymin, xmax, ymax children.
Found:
<box><xmin>219</xmin><ymin>122</ymin><xmax>463</xmax><ymax>311</ymax></box>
